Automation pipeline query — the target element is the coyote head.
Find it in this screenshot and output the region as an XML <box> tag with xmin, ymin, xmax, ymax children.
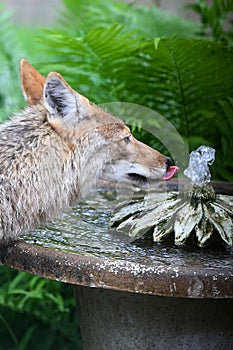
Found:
<box><xmin>20</xmin><ymin>59</ymin><xmax>178</xmax><ymax>193</ymax></box>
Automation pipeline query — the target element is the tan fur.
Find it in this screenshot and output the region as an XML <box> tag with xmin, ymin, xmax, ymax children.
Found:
<box><xmin>0</xmin><ymin>60</ymin><xmax>169</xmax><ymax>243</ymax></box>
<box><xmin>20</xmin><ymin>59</ymin><xmax>45</xmax><ymax>106</ymax></box>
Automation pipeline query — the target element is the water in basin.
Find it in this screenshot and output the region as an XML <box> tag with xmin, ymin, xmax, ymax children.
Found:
<box><xmin>21</xmin><ymin>189</ymin><xmax>232</xmax><ymax>271</ymax></box>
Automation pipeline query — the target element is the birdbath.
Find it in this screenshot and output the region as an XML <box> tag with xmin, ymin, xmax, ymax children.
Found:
<box><xmin>0</xmin><ymin>148</ymin><xmax>233</xmax><ymax>350</ymax></box>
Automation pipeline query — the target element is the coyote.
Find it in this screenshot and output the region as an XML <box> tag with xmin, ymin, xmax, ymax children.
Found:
<box><xmin>0</xmin><ymin>60</ymin><xmax>178</xmax><ymax>242</ymax></box>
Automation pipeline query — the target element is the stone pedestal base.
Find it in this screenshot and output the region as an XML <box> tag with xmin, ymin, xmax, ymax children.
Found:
<box><xmin>75</xmin><ymin>286</ymin><xmax>233</xmax><ymax>350</ymax></box>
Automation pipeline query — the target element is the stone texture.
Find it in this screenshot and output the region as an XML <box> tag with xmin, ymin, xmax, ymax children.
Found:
<box><xmin>75</xmin><ymin>286</ymin><xmax>233</xmax><ymax>350</ymax></box>
<box><xmin>0</xmin><ymin>240</ymin><xmax>232</xmax><ymax>298</ymax></box>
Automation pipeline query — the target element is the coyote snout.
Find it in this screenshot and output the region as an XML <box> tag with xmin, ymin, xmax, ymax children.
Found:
<box><xmin>0</xmin><ymin>59</ymin><xmax>178</xmax><ymax>242</ymax></box>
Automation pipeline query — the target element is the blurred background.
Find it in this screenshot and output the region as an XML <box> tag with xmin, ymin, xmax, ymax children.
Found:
<box><xmin>1</xmin><ymin>0</ymin><xmax>198</xmax><ymax>26</ymax></box>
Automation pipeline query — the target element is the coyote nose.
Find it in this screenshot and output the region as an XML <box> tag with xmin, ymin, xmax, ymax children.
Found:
<box><xmin>166</xmin><ymin>157</ymin><xmax>172</xmax><ymax>170</ymax></box>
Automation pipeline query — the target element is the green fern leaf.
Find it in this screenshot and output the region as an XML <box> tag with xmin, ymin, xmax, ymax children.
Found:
<box><xmin>149</xmin><ymin>38</ymin><xmax>233</xmax><ymax>133</ymax></box>
<box><xmin>0</xmin><ymin>6</ymin><xmax>25</xmax><ymax>120</ymax></box>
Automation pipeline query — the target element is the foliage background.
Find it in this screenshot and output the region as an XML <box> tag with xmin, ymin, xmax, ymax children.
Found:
<box><xmin>0</xmin><ymin>0</ymin><xmax>233</xmax><ymax>349</ymax></box>
<box><xmin>0</xmin><ymin>266</ymin><xmax>81</xmax><ymax>350</ymax></box>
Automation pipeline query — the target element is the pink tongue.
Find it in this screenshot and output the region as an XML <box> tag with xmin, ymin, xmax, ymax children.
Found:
<box><xmin>160</xmin><ymin>166</ymin><xmax>179</xmax><ymax>181</ymax></box>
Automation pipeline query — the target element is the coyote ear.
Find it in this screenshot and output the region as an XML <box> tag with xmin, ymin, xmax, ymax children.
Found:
<box><xmin>44</xmin><ymin>72</ymin><xmax>90</xmax><ymax>124</ymax></box>
<box><xmin>44</xmin><ymin>72</ymin><xmax>77</xmax><ymax>120</ymax></box>
<box><xmin>20</xmin><ymin>59</ymin><xmax>45</xmax><ymax>106</ymax></box>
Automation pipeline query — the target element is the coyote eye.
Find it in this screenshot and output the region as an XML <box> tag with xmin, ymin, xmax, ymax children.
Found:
<box><xmin>124</xmin><ymin>134</ymin><xmax>132</xmax><ymax>144</ymax></box>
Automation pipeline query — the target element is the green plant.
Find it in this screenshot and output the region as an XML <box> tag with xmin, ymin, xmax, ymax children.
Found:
<box><xmin>188</xmin><ymin>0</ymin><xmax>233</xmax><ymax>44</ymax></box>
<box><xmin>58</xmin><ymin>0</ymin><xmax>199</xmax><ymax>38</ymax></box>
<box><xmin>0</xmin><ymin>266</ymin><xmax>82</xmax><ymax>350</ymax></box>
<box><xmin>36</xmin><ymin>0</ymin><xmax>233</xmax><ymax>180</ymax></box>
<box><xmin>0</xmin><ymin>5</ymin><xmax>25</xmax><ymax>121</ymax></box>
<box><xmin>0</xmin><ymin>4</ymin><xmax>42</xmax><ymax>122</ymax></box>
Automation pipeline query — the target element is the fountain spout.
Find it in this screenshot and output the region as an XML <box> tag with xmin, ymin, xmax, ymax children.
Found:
<box><xmin>184</xmin><ymin>146</ymin><xmax>215</xmax><ymax>186</ymax></box>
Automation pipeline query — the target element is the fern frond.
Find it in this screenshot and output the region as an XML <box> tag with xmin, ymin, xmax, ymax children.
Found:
<box><xmin>37</xmin><ymin>25</ymin><xmax>148</xmax><ymax>103</ymax></box>
<box><xmin>149</xmin><ymin>38</ymin><xmax>233</xmax><ymax>132</ymax></box>
<box><xmin>212</xmin><ymin>97</ymin><xmax>233</xmax><ymax>180</ymax></box>
<box><xmin>0</xmin><ymin>6</ymin><xmax>24</xmax><ymax>120</ymax></box>
<box><xmin>188</xmin><ymin>0</ymin><xmax>233</xmax><ymax>44</ymax></box>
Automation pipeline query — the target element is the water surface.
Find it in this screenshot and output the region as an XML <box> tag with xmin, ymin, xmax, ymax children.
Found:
<box><xmin>21</xmin><ymin>190</ymin><xmax>233</xmax><ymax>271</ymax></box>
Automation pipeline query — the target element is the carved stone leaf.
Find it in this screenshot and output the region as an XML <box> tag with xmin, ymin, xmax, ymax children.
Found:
<box><xmin>129</xmin><ymin>207</ymin><xmax>172</xmax><ymax>239</ymax></box>
<box><xmin>206</xmin><ymin>203</ymin><xmax>233</xmax><ymax>246</ymax></box>
<box><xmin>128</xmin><ymin>197</ymin><xmax>182</xmax><ymax>239</ymax></box>
<box><xmin>115</xmin><ymin>215</ymin><xmax>140</xmax><ymax>233</ymax></box>
<box><xmin>215</xmin><ymin>196</ymin><xmax>233</xmax><ymax>216</ymax></box>
<box><xmin>217</xmin><ymin>195</ymin><xmax>233</xmax><ymax>211</ymax></box>
<box><xmin>195</xmin><ymin>216</ymin><xmax>213</xmax><ymax>247</ymax></box>
<box><xmin>153</xmin><ymin>217</ymin><xmax>174</xmax><ymax>242</ymax></box>
<box><xmin>109</xmin><ymin>200</ymin><xmax>146</xmax><ymax>225</ymax></box>
<box><xmin>174</xmin><ymin>203</ymin><xmax>203</xmax><ymax>245</ymax></box>
<box><xmin>110</xmin><ymin>192</ymin><xmax>175</xmax><ymax>228</ymax></box>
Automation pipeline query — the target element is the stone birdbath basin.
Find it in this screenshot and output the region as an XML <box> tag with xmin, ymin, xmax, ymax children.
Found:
<box><xmin>0</xmin><ymin>178</ymin><xmax>232</xmax><ymax>350</ymax></box>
